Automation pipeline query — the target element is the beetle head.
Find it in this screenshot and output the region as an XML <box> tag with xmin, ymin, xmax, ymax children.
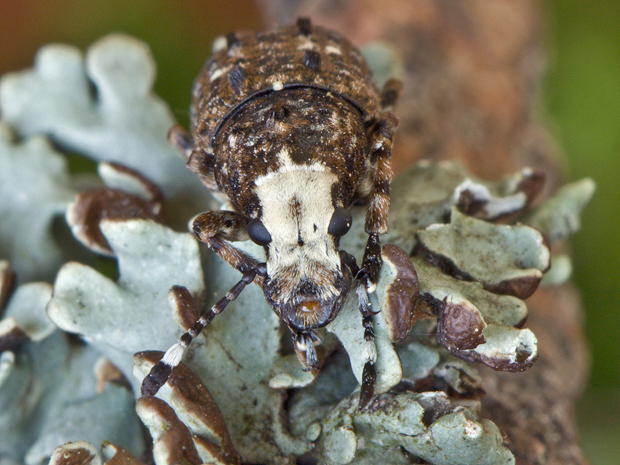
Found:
<box><xmin>251</xmin><ymin>162</ymin><xmax>353</xmax><ymax>331</ymax></box>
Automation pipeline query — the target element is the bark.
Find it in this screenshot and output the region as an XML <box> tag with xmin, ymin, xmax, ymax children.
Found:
<box><xmin>258</xmin><ymin>1</ymin><xmax>590</xmax><ymax>464</ymax></box>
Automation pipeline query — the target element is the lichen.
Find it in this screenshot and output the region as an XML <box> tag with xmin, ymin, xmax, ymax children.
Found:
<box><xmin>0</xmin><ymin>125</ymin><xmax>76</xmax><ymax>283</ymax></box>
<box><xmin>0</xmin><ymin>263</ymin><xmax>144</xmax><ymax>463</ymax></box>
<box><xmin>0</xmin><ymin>34</ymin><xmax>594</xmax><ymax>465</ymax></box>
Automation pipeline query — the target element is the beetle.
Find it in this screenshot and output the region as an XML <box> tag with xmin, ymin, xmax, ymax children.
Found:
<box><xmin>141</xmin><ymin>18</ymin><xmax>400</xmax><ymax>408</ymax></box>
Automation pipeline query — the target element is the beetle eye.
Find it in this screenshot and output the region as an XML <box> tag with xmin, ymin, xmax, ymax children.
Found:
<box><xmin>328</xmin><ymin>207</ymin><xmax>352</xmax><ymax>237</ymax></box>
<box><xmin>247</xmin><ymin>218</ymin><xmax>272</xmax><ymax>245</ymax></box>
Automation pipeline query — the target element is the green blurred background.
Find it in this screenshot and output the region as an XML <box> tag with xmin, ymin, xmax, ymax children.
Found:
<box><xmin>0</xmin><ymin>1</ymin><xmax>618</xmax><ymax>463</ymax></box>
<box><xmin>545</xmin><ymin>1</ymin><xmax>620</xmax><ymax>463</ymax></box>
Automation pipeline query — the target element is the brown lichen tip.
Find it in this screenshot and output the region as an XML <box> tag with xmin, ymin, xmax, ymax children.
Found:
<box><xmin>169</xmin><ymin>285</ymin><xmax>201</xmax><ymax>332</ymax></box>
<box><xmin>0</xmin><ymin>261</ymin><xmax>16</xmax><ymax>313</ymax></box>
<box><xmin>101</xmin><ymin>443</ymin><xmax>147</xmax><ymax>465</ymax></box>
<box><xmin>454</xmin><ymin>325</ymin><xmax>538</xmax><ymax>372</ymax></box>
<box><xmin>434</xmin><ymin>296</ymin><xmax>486</xmax><ymax>351</ymax></box>
<box><xmin>455</xmin><ymin>168</ymin><xmax>545</xmax><ymax>221</ymax></box>
<box><xmin>49</xmin><ymin>442</ymin><xmax>102</xmax><ymax>465</ymax></box>
<box><xmin>135</xmin><ymin>396</ymin><xmax>203</xmax><ymax>465</ymax></box>
<box><xmin>413</xmin><ymin>257</ymin><xmax>536</xmax><ymax>372</ymax></box>
<box><xmin>94</xmin><ymin>357</ymin><xmax>125</xmax><ymax>394</ymax></box>
<box><xmin>0</xmin><ymin>317</ymin><xmax>30</xmax><ymax>353</ymax></box>
<box><xmin>66</xmin><ymin>163</ymin><xmax>166</xmax><ymax>256</ymax></box>
<box><xmin>133</xmin><ymin>351</ymin><xmax>241</xmax><ymax>465</ymax></box>
<box><xmin>377</xmin><ymin>244</ymin><xmax>419</xmax><ymax>342</ymax></box>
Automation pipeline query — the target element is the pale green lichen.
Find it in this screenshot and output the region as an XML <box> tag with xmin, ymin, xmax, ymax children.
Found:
<box><xmin>0</xmin><ymin>34</ymin><xmax>595</xmax><ymax>465</ymax></box>
<box><xmin>47</xmin><ymin>219</ymin><xmax>204</xmax><ymax>389</ymax></box>
<box><xmin>0</xmin><ymin>34</ymin><xmax>210</xmax><ymax>223</ymax></box>
<box><xmin>525</xmin><ymin>178</ymin><xmax>596</xmax><ymax>243</ymax></box>
<box><xmin>416</xmin><ymin>207</ymin><xmax>550</xmax><ymax>297</ymax></box>
<box><xmin>0</xmin><ymin>124</ymin><xmax>76</xmax><ymax>283</ymax></box>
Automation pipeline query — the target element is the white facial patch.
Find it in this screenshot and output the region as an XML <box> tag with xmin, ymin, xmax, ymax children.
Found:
<box><xmin>254</xmin><ymin>148</ymin><xmax>342</xmax><ymax>300</ymax></box>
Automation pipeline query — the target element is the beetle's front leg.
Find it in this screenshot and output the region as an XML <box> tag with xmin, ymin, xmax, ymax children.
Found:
<box><xmin>141</xmin><ymin>264</ymin><xmax>266</xmax><ymax>396</ymax></box>
<box><xmin>362</xmin><ymin>82</ymin><xmax>400</xmax><ymax>291</ymax></box>
<box><xmin>362</xmin><ymin>114</ymin><xmax>396</xmax><ymax>291</ymax></box>
<box><xmin>193</xmin><ymin>210</ymin><xmax>264</xmax><ymax>286</ymax></box>
<box><xmin>293</xmin><ymin>330</ymin><xmax>321</xmax><ymax>371</ymax></box>
<box><xmin>341</xmin><ymin>251</ymin><xmax>378</xmax><ymax>409</ymax></box>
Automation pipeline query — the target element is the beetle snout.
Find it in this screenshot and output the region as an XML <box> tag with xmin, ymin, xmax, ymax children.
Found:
<box><xmin>296</xmin><ymin>299</ymin><xmax>321</xmax><ymax>315</ymax></box>
<box><xmin>262</xmin><ymin>264</ymin><xmax>352</xmax><ymax>332</ymax></box>
<box><xmin>289</xmin><ymin>275</ymin><xmax>351</xmax><ymax>330</ymax></box>
<box><xmin>292</xmin><ymin>298</ymin><xmax>325</xmax><ymax>328</ymax></box>
<box><xmin>289</xmin><ymin>297</ymin><xmax>334</xmax><ymax>330</ymax></box>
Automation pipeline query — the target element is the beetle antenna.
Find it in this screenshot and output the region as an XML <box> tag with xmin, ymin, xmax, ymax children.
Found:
<box><xmin>141</xmin><ymin>264</ymin><xmax>265</xmax><ymax>396</ymax></box>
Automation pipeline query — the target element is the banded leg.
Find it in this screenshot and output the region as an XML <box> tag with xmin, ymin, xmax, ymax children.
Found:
<box><xmin>341</xmin><ymin>251</ymin><xmax>378</xmax><ymax>409</ymax></box>
<box><xmin>361</xmin><ymin>113</ymin><xmax>396</xmax><ymax>289</ymax></box>
<box><xmin>141</xmin><ymin>264</ymin><xmax>265</xmax><ymax>396</ymax></box>
<box><xmin>293</xmin><ymin>330</ymin><xmax>322</xmax><ymax>371</ymax></box>
<box><xmin>361</xmin><ymin>79</ymin><xmax>400</xmax><ymax>291</ymax></box>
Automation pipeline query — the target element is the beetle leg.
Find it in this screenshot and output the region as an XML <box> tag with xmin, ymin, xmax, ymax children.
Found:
<box><xmin>294</xmin><ymin>331</ymin><xmax>321</xmax><ymax>371</ymax></box>
<box><xmin>340</xmin><ymin>251</ymin><xmax>378</xmax><ymax>409</ymax></box>
<box><xmin>141</xmin><ymin>264</ymin><xmax>266</xmax><ymax>396</ymax></box>
<box><xmin>356</xmin><ymin>280</ymin><xmax>378</xmax><ymax>409</ymax></box>
<box><xmin>362</xmin><ymin>110</ymin><xmax>398</xmax><ymax>291</ymax></box>
<box><xmin>379</xmin><ymin>78</ymin><xmax>402</xmax><ymax>112</ymax></box>
<box><xmin>169</xmin><ymin>125</ymin><xmax>223</xmax><ymax>195</ymax></box>
<box><xmin>360</xmin><ymin>79</ymin><xmax>401</xmax><ymax>291</ymax></box>
<box><xmin>193</xmin><ymin>210</ymin><xmax>264</xmax><ymax>287</ymax></box>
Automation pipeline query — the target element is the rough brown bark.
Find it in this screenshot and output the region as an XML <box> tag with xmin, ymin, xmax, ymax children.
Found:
<box><xmin>258</xmin><ymin>1</ymin><xmax>590</xmax><ymax>464</ymax></box>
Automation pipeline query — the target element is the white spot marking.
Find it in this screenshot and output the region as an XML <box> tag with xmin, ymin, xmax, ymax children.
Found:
<box><xmin>272</xmin><ymin>81</ymin><xmax>284</xmax><ymax>91</ymax></box>
<box><xmin>325</xmin><ymin>45</ymin><xmax>341</xmax><ymax>55</ymax></box>
<box><xmin>210</xmin><ymin>68</ymin><xmax>224</xmax><ymax>81</ymax></box>
<box><xmin>298</xmin><ymin>40</ymin><xmax>315</xmax><ymax>51</ymax></box>
<box><xmin>212</xmin><ymin>36</ymin><xmax>227</xmax><ymax>53</ymax></box>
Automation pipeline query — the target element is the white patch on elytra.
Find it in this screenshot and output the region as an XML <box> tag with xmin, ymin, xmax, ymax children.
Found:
<box><xmin>325</xmin><ymin>45</ymin><xmax>342</xmax><ymax>55</ymax></box>
<box><xmin>212</xmin><ymin>36</ymin><xmax>227</xmax><ymax>53</ymax></box>
<box><xmin>254</xmin><ymin>148</ymin><xmax>342</xmax><ymax>301</ymax></box>
<box><xmin>209</xmin><ymin>67</ymin><xmax>224</xmax><ymax>81</ymax></box>
<box><xmin>298</xmin><ymin>40</ymin><xmax>316</xmax><ymax>51</ymax></box>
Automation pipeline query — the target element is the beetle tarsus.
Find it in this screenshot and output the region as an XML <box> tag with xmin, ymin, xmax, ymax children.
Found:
<box><xmin>359</xmin><ymin>361</ymin><xmax>376</xmax><ymax>409</ymax></box>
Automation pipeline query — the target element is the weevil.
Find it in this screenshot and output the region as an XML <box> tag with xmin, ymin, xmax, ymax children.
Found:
<box><xmin>141</xmin><ymin>18</ymin><xmax>401</xmax><ymax>408</ymax></box>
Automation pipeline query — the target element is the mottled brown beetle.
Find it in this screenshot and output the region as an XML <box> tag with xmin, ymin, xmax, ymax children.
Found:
<box><xmin>142</xmin><ymin>18</ymin><xmax>400</xmax><ymax>408</ymax></box>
